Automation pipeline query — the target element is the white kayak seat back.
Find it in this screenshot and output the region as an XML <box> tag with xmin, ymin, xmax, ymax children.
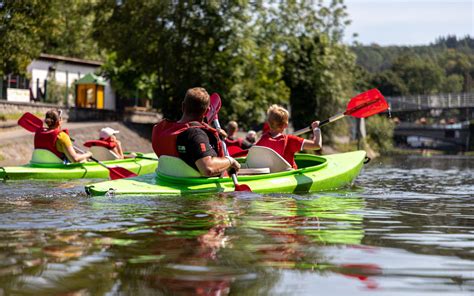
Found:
<box><xmin>238</xmin><ymin>167</ymin><xmax>271</xmax><ymax>175</ymax></box>
<box><xmin>245</xmin><ymin>145</ymin><xmax>293</xmax><ymax>173</ymax></box>
<box><xmin>90</xmin><ymin>146</ymin><xmax>119</xmax><ymax>161</ymax></box>
<box><xmin>30</xmin><ymin>149</ymin><xmax>63</xmax><ymax>164</ymax></box>
<box><xmin>157</xmin><ymin>155</ymin><xmax>202</xmax><ymax>178</ymax></box>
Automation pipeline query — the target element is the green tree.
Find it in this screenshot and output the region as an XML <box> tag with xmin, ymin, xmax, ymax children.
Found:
<box><xmin>441</xmin><ymin>74</ymin><xmax>464</xmax><ymax>93</ymax></box>
<box><xmin>0</xmin><ymin>0</ymin><xmax>51</xmax><ymax>75</ymax></box>
<box><xmin>365</xmin><ymin>115</ymin><xmax>394</xmax><ymax>152</ymax></box>
<box><xmin>41</xmin><ymin>0</ymin><xmax>103</xmax><ymax>60</ymax></box>
<box><xmin>370</xmin><ymin>70</ymin><xmax>408</xmax><ymax>96</ymax></box>
<box><xmin>392</xmin><ymin>55</ymin><xmax>444</xmax><ymax>95</ymax></box>
<box><xmin>92</xmin><ymin>0</ymin><xmax>289</xmax><ymax>124</ymax></box>
<box><xmin>274</xmin><ymin>0</ymin><xmax>356</xmax><ymax>140</ymax></box>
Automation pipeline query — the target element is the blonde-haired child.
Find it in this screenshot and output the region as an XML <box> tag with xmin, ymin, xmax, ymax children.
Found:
<box><xmin>255</xmin><ymin>105</ymin><xmax>322</xmax><ymax>169</ymax></box>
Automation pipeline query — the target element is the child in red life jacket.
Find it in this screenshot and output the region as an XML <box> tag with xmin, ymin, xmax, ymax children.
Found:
<box><xmin>98</xmin><ymin>127</ymin><xmax>126</xmax><ymax>159</ymax></box>
<box><xmin>34</xmin><ymin>109</ymin><xmax>92</xmax><ymax>163</ymax></box>
<box><xmin>255</xmin><ymin>105</ymin><xmax>322</xmax><ymax>169</ymax></box>
<box><xmin>83</xmin><ymin>127</ymin><xmax>136</xmax><ymax>159</ymax></box>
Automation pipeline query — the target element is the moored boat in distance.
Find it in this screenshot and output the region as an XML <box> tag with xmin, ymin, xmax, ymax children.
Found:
<box><xmin>85</xmin><ymin>150</ymin><xmax>367</xmax><ymax>196</ymax></box>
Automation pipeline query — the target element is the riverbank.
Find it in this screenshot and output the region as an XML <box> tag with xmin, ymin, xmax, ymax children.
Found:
<box><xmin>0</xmin><ymin>121</ymin><xmax>153</xmax><ymax>166</ymax></box>
<box><xmin>4</xmin><ymin>121</ymin><xmax>453</xmax><ymax>167</ymax></box>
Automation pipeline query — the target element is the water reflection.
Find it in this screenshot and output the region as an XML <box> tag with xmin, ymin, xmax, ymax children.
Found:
<box><xmin>0</xmin><ymin>155</ymin><xmax>473</xmax><ymax>295</ymax></box>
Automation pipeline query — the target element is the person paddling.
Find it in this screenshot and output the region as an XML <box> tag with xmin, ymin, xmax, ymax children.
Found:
<box><xmin>152</xmin><ymin>87</ymin><xmax>240</xmax><ymax>177</ymax></box>
<box><xmin>34</xmin><ymin>110</ymin><xmax>92</xmax><ymax>163</ymax></box>
<box><xmin>83</xmin><ymin>127</ymin><xmax>136</xmax><ymax>159</ymax></box>
<box><xmin>255</xmin><ymin>105</ymin><xmax>322</xmax><ymax>169</ymax></box>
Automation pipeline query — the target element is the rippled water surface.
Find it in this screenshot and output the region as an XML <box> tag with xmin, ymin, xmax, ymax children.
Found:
<box><xmin>0</xmin><ymin>155</ymin><xmax>473</xmax><ymax>295</ymax></box>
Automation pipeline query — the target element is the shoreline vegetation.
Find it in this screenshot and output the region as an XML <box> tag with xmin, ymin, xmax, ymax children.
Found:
<box><xmin>0</xmin><ymin>2</ymin><xmax>472</xmax><ymax>159</ymax></box>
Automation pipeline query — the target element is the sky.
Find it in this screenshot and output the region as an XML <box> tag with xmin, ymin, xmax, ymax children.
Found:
<box><xmin>343</xmin><ymin>0</ymin><xmax>473</xmax><ymax>46</ymax></box>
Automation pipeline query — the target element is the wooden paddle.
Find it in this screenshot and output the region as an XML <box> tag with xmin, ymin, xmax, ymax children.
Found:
<box><xmin>208</xmin><ymin>93</ymin><xmax>252</xmax><ymax>192</ymax></box>
<box><xmin>17</xmin><ymin>112</ymin><xmax>138</xmax><ymax>180</ymax></box>
<box><xmin>293</xmin><ymin>89</ymin><xmax>389</xmax><ymax>136</ymax></box>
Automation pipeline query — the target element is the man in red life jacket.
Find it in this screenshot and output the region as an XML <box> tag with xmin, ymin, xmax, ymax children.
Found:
<box><xmin>224</xmin><ymin>121</ymin><xmax>253</xmax><ymax>150</ymax></box>
<box><xmin>255</xmin><ymin>104</ymin><xmax>322</xmax><ymax>169</ymax></box>
<box><xmin>152</xmin><ymin>87</ymin><xmax>240</xmax><ymax>177</ymax></box>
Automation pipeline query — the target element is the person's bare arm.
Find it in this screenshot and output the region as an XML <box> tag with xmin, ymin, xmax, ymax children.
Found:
<box><xmin>195</xmin><ymin>156</ymin><xmax>241</xmax><ymax>177</ymax></box>
<box><xmin>64</xmin><ymin>145</ymin><xmax>92</xmax><ymax>163</ymax></box>
<box><xmin>302</xmin><ymin>121</ymin><xmax>322</xmax><ymax>150</ymax></box>
<box><xmin>113</xmin><ymin>141</ymin><xmax>125</xmax><ymax>159</ymax></box>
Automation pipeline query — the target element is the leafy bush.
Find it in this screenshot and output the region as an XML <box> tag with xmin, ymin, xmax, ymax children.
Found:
<box><xmin>365</xmin><ymin>115</ymin><xmax>395</xmax><ymax>153</ymax></box>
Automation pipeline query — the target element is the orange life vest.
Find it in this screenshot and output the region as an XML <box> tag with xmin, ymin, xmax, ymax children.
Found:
<box><xmin>152</xmin><ymin>119</ymin><xmax>224</xmax><ymax>157</ymax></box>
<box><xmin>34</xmin><ymin>128</ymin><xmax>69</xmax><ymax>159</ymax></box>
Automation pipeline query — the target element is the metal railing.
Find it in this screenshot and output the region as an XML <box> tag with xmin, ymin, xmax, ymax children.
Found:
<box><xmin>388</xmin><ymin>92</ymin><xmax>474</xmax><ymax>112</ymax></box>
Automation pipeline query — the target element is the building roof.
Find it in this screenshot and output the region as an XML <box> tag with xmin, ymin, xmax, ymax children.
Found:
<box><xmin>75</xmin><ymin>73</ymin><xmax>107</xmax><ymax>86</ymax></box>
<box><xmin>39</xmin><ymin>53</ymin><xmax>103</xmax><ymax>67</ymax></box>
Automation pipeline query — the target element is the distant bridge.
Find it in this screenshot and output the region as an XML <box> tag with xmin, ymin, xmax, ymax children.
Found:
<box><xmin>387</xmin><ymin>92</ymin><xmax>474</xmax><ymax>113</ymax></box>
<box><xmin>385</xmin><ymin>92</ymin><xmax>474</xmax><ymax>151</ymax></box>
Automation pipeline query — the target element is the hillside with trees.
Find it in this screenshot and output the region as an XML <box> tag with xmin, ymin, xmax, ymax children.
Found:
<box><xmin>352</xmin><ymin>36</ymin><xmax>474</xmax><ymax>96</ymax></box>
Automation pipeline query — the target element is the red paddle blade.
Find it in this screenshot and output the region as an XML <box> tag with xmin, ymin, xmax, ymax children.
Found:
<box><xmin>235</xmin><ymin>184</ymin><xmax>252</xmax><ymax>192</ymax></box>
<box><xmin>345</xmin><ymin>89</ymin><xmax>388</xmax><ymax>118</ymax></box>
<box><xmin>109</xmin><ymin>166</ymin><xmax>138</xmax><ymax>180</ymax></box>
<box><xmin>206</xmin><ymin>93</ymin><xmax>222</xmax><ymax>123</ymax></box>
<box><xmin>18</xmin><ymin>112</ymin><xmax>43</xmax><ymax>132</ymax></box>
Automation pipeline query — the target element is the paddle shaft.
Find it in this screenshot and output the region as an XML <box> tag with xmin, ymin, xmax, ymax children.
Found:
<box><xmin>211</xmin><ymin>118</ymin><xmax>241</xmax><ymax>186</ymax></box>
<box><xmin>73</xmin><ymin>145</ymin><xmax>110</xmax><ymax>169</ymax></box>
<box><xmin>293</xmin><ymin>112</ymin><xmax>345</xmax><ymax>136</ymax></box>
<box><xmin>292</xmin><ymin>94</ymin><xmax>387</xmax><ymax>136</ymax></box>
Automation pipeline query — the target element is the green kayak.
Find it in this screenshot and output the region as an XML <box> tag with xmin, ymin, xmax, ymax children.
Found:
<box><xmin>85</xmin><ymin>150</ymin><xmax>367</xmax><ymax>196</ymax></box>
<box><xmin>0</xmin><ymin>153</ymin><xmax>158</xmax><ymax>180</ymax></box>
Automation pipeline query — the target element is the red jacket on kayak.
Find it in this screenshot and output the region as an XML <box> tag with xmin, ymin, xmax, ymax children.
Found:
<box><xmin>34</xmin><ymin>127</ymin><xmax>69</xmax><ymax>159</ymax></box>
<box><xmin>255</xmin><ymin>132</ymin><xmax>304</xmax><ymax>169</ymax></box>
<box><xmin>152</xmin><ymin>119</ymin><xmax>224</xmax><ymax>158</ymax></box>
<box><xmin>224</xmin><ymin>137</ymin><xmax>243</xmax><ymax>148</ymax></box>
<box><xmin>83</xmin><ymin>138</ymin><xmax>117</xmax><ymax>150</ymax></box>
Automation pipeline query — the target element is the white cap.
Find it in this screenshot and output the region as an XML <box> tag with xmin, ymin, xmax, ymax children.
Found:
<box><xmin>99</xmin><ymin>127</ymin><xmax>119</xmax><ymax>139</ymax></box>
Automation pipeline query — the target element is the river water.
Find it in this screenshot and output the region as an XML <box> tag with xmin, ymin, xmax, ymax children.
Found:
<box><xmin>0</xmin><ymin>155</ymin><xmax>473</xmax><ymax>295</ymax></box>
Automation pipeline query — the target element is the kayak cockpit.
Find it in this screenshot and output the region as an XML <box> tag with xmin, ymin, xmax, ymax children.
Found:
<box><xmin>156</xmin><ymin>153</ymin><xmax>328</xmax><ymax>184</ymax></box>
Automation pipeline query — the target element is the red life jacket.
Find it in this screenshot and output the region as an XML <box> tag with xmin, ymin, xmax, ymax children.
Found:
<box><xmin>152</xmin><ymin>119</ymin><xmax>224</xmax><ymax>157</ymax></box>
<box><xmin>34</xmin><ymin>127</ymin><xmax>69</xmax><ymax>159</ymax></box>
<box><xmin>255</xmin><ymin>132</ymin><xmax>299</xmax><ymax>169</ymax></box>
<box><xmin>224</xmin><ymin>136</ymin><xmax>243</xmax><ymax>148</ymax></box>
<box><xmin>83</xmin><ymin>138</ymin><xmax>117</xmax><ymax>150</ymax></box>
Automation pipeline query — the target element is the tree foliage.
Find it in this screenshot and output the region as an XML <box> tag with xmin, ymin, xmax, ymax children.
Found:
<box><xmin>0</xmin><ymin>0</ymin><xmax>51</xmax><ymax>75</ymax></box>
<box><xmin>354</xmin><ymin>36</ymin><xmax>474</xmax><ymax>96</ymax></box>
<box><xmin>91</xmin><ymin>0</ymin><xmax>357</xmax><ymax>131</ymax></box>
<box><xmin>40</xmin><ymin>0</ymin><xmax>103</xmax><ymax>60</ymax></box>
